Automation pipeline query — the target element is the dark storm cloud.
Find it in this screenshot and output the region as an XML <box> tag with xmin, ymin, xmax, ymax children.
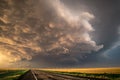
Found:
<box><xmin>60</xmin><ymin>0</ymin><xmax>120</xmax><ymax>67</ymax></box>
<box><xmin>0</xmin><ymin>0</ymin><xmax>119</xmax><ymax>67</ymax></box>
<box><xmin>61</xmin><ymin>0</ymin><xmax>120</xmax><ymax>49</ymax></box>
<box><xmin>0</xmin><ymin>0</ymin><xmax>104</xmax><ymax>67</ymax></box>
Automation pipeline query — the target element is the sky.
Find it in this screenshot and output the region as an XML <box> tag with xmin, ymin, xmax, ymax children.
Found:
<box><xmin>0</xmin><ymin>0</ymin><xmax>120</xmax><ymax>68</ymax></box>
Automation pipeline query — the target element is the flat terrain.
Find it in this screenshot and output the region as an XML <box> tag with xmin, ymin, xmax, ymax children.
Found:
<box><xmin>41</xmin><ymin>67</ymin><xmax>120</xmax><ymax>74</ymax></box>
<box><xmin>18</xmin><ymin>70</ymin><xmax>110</xmax><ymax>80</ymax></box>
<box><xmin>0</xmin><ymin>68</ymin><xmax>120</xmax><ymax>80</ymax></box>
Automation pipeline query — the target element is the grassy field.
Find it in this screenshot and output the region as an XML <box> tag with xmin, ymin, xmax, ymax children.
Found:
<box><xmin>0</xmin><ymin>68</ymin><xmax>119</xmax><ymax>80</ymax></box>
<box><xmin>0</xmin><ymin>69</ymin><xmax>27</xmax><ymax>80</ymax></box>
<box><xmin>41</xmin><ymin>67</ymin><xmax>120</xmax><ymax>74</ymax></box>
<box><xmin>41</xmin><ymin>67</ymin><xmax>120</xmax><ymax>80</ymax></box>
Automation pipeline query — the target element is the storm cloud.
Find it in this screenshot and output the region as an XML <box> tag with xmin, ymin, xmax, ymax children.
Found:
<box><xmin>0</xmin><ymin>0</ymin><xmax>119</xmax><ymax>68</ymax></box>
<box><xmin>0</xmin><ymin>0</ymin><xmax>104</xmax><ymax>67</ymax></box>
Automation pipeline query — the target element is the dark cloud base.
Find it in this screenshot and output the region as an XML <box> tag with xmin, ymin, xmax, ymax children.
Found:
<box><xmin>0</xmin><ymin>0</ymin><xmax>119</xmax><ymax>68</ymax></box>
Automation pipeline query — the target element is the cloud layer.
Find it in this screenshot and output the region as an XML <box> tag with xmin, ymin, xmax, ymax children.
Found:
<box><xmin>0</xmin><ymin>0</ymin><xmax>103</xmax><ymax>67</ymax></box>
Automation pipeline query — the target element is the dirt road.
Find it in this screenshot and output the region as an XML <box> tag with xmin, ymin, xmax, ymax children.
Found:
<box><xmin>18</xmin><ymin>70</ymin><xmax>109</xmax><ymax>80</ymax></box>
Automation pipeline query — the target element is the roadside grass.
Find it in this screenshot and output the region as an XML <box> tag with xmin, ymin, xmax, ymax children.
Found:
<box><xmin>42</xmin><ymin>68</ymin><xmax>120</xmax><ymax>80</ymax></box>
<box><xmin>52</xmin><ymin>71</ymin><xmax>120</xmax><ymax>80</ymax></box>
<box><xmin>0</xmin><ymin>70</ymin><xmax>27</xmax><ymax>80</ymax></box>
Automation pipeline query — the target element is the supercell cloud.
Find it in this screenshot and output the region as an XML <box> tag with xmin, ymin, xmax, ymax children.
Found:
<box><xmin>0</xmin><ymin>0</ymin><xmax>104</xmax><ymax>67</ymax></box>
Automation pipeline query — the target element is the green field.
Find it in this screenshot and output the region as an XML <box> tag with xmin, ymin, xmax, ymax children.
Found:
<box><xmin>0</xmin><ymin>70</ymin><xmax>27</xmax><ymax>80</ymax></box>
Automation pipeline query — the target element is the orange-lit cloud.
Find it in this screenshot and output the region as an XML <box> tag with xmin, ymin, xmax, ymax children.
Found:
<box><xmin>0</xmin><ymin>0</ymin><xmax>103</xmax><ymax>67</ymax></box>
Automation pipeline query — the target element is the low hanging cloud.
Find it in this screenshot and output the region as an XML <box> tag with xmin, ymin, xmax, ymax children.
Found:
<box><xmin>0</xmin><ymin>0</ymin><xmax>103</xmax><ymax>67</ymax></box>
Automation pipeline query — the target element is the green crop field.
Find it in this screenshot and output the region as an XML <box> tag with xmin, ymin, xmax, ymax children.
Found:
<box><xmin>0</xmin><ymin>69</ymin><xmax>27</xmax><ymax>80</ymax></box>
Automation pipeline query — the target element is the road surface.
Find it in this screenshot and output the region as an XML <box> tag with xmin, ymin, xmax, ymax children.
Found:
<box><xmin>18</xmin><ymin>70</ymin><xmax>109</xmax><ymax>80</ymax></box>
